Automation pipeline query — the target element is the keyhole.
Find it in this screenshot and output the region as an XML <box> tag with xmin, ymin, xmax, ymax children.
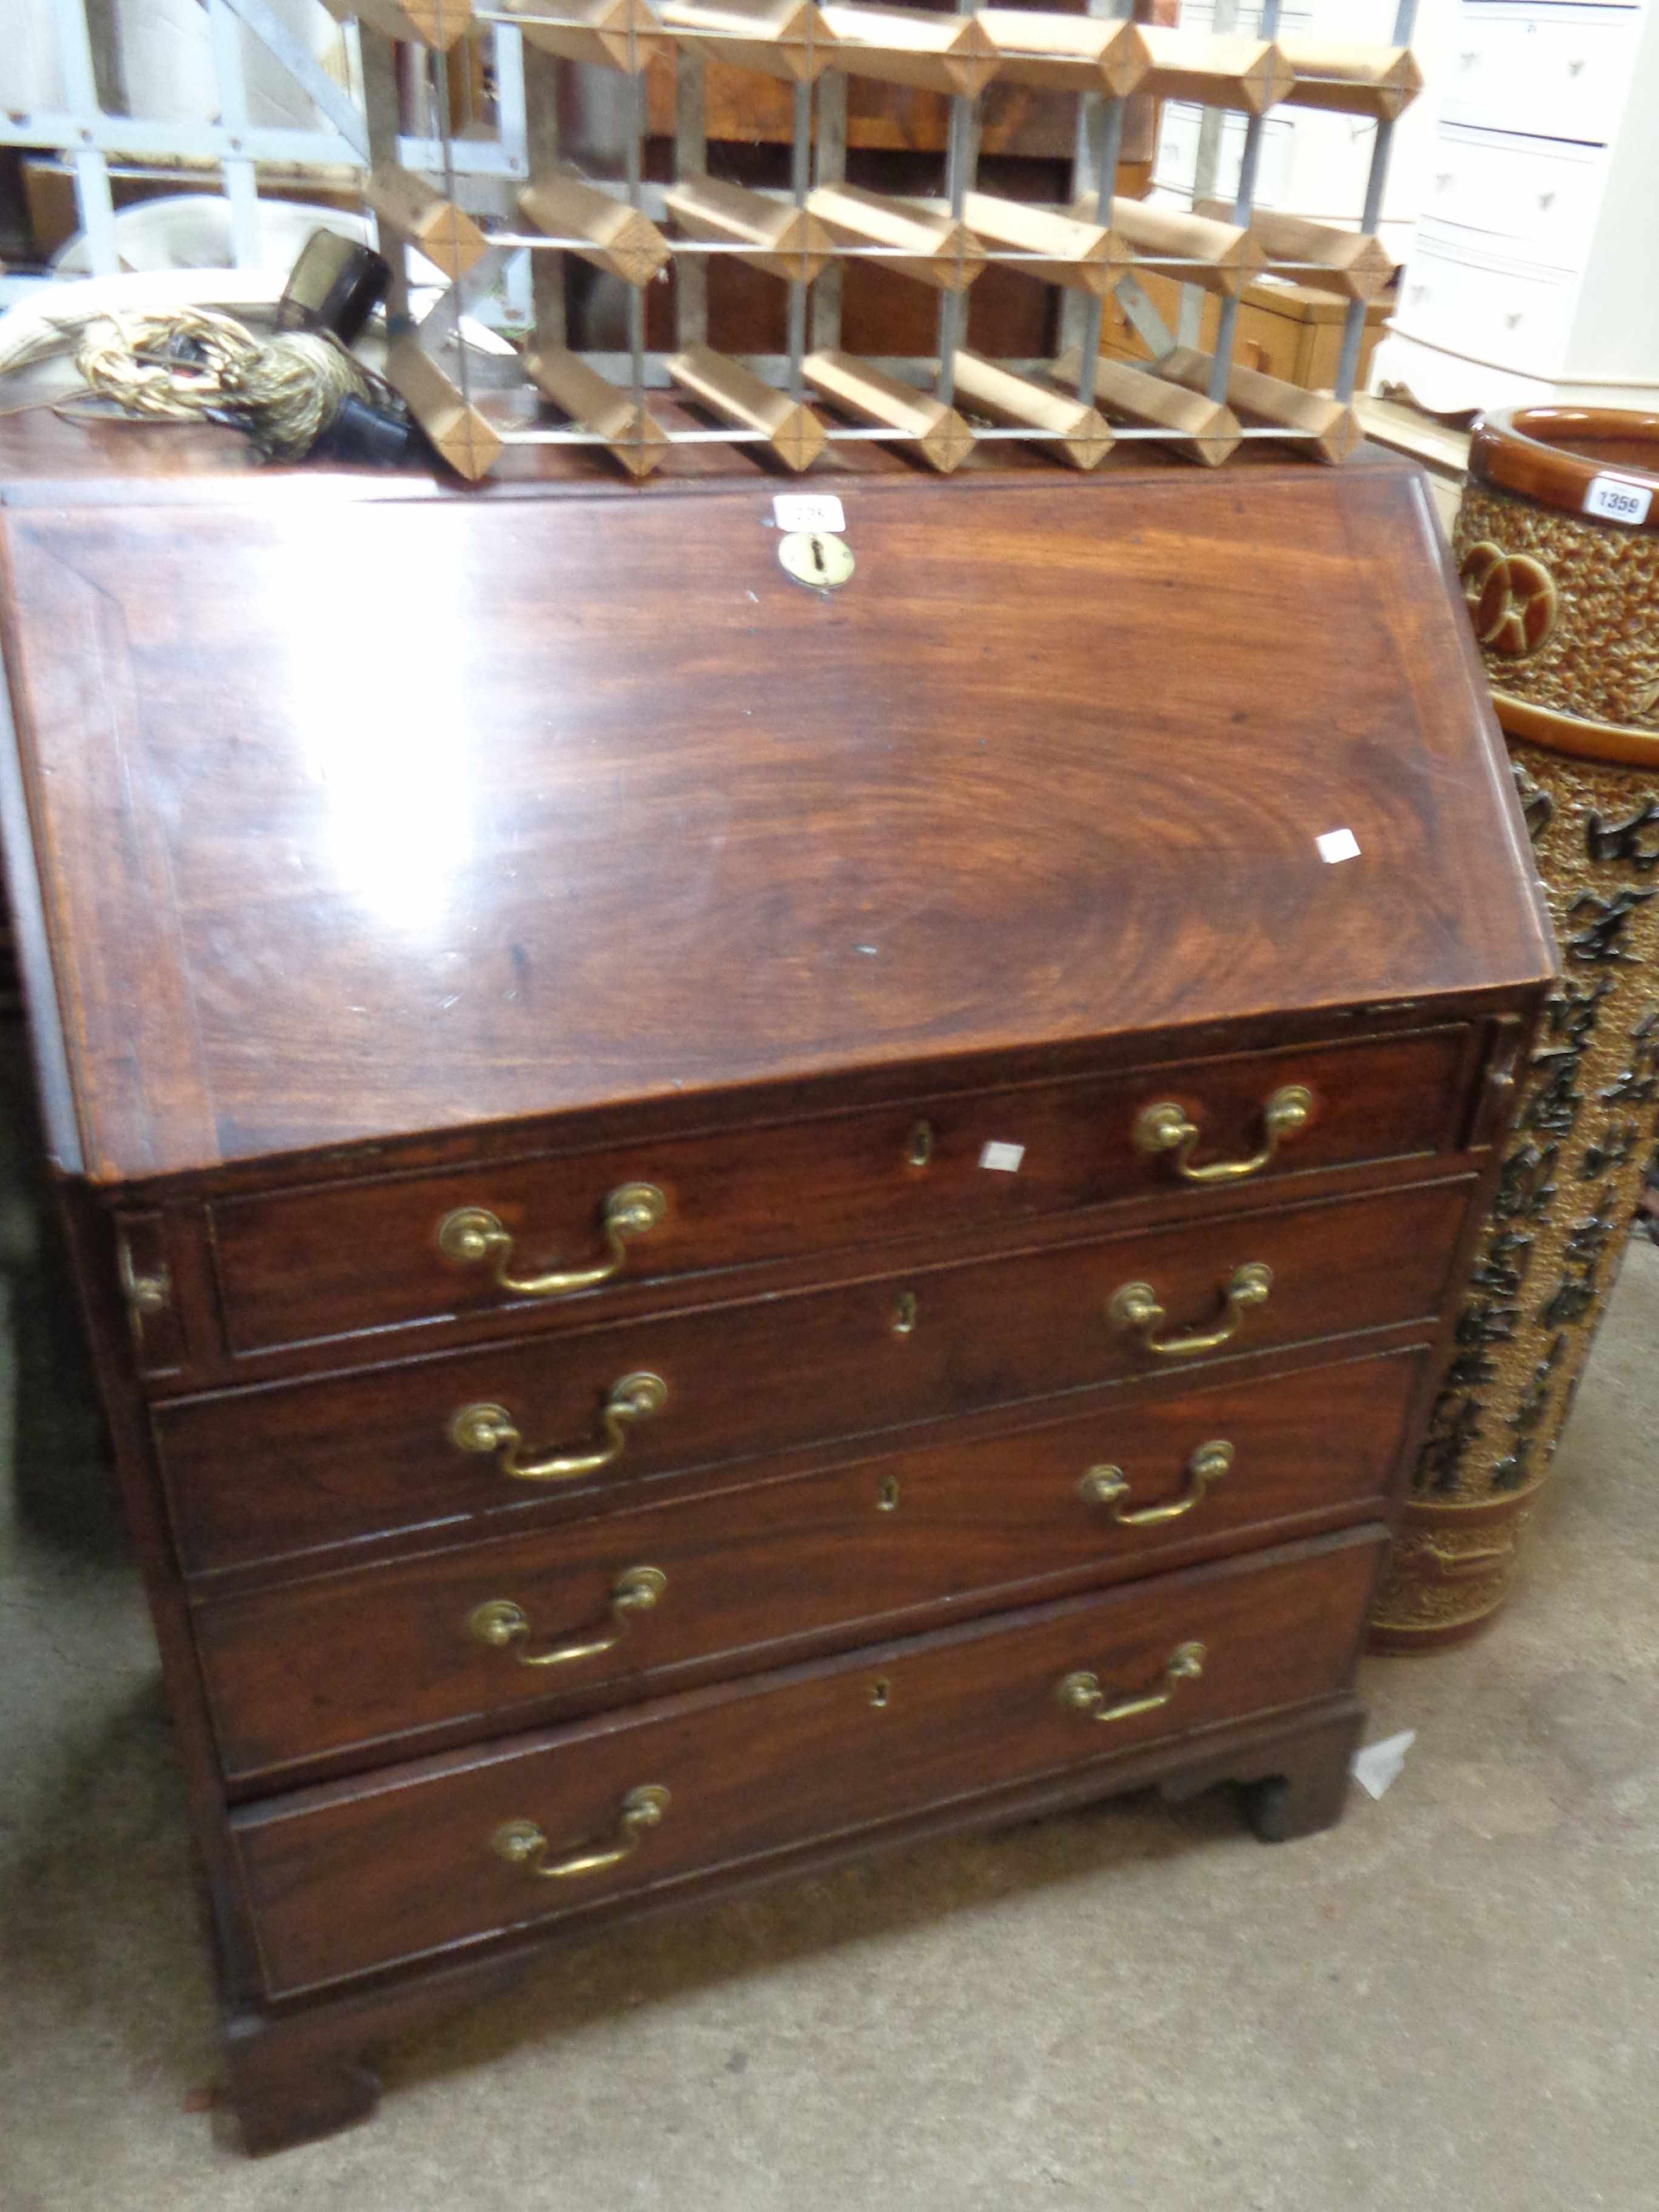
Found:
<box><xmin>877</xmin><ymin>1475</ymin><xmax>900</xmax><ymax>1512</ymax></box>
<box><xmin>868</xmin><ymin>1677</ymin><xmax>891</xmax><ymax>1709</ymax></box>
<box><xmin>811</xmin><ymin>533</ymin><xmax>826</xmax><ymax>577</ymax></box>
<box><xmin>893</xmin><ymin>1291</ymin><xmax>917</xmax><ymax>1336</ymax></box>
<box><xmin>907</xmin><ymin>1120</ymin><xmax>933</xmax><ymax>1169</ymax></box>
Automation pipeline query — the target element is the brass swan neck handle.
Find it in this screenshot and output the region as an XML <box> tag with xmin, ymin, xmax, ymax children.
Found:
<box><xmin>1080</xmin><ymin>1441</ymin><xmax>1234</xmax><ymax>1525</ymax></box>
<box><xmin>1108</xmin><ymin>1264</ymin><xmax>1272</xmax><ymax>1359</ymax></box>
<box><xmin>439</xmin><ymin>1183</ymin><xmax>666</xmax><ymax>1299</ymax></box>
<box><xmin>468</xmin><ymin>1568</ymin><xmax>667</xmax><ymax>1667</ymax></box>
<box><xmin>1057</xmin><ymin>1642</ymin><xmax>1206</xmax><ymax>1727</ymax></box>
<box><xmin>451</xmin><ymin>1372</ymin><xmax>668</xmax><ymax>1483</ymax></box>
<box><xmin>1134</xmin><ymin>1085</ymin><xmax>1312</xmax><ymax>1185</ymax></box>
<box><xmin>491</xmin><ymin>1786</ymin><xmax>671</xmax><ymax>1882</ymax></box>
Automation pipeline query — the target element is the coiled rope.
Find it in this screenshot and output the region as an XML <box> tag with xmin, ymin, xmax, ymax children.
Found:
<box><xmin>75</xmin><ymin>306</ymin><xmax>377</xmax><ymax>460</ymax></box>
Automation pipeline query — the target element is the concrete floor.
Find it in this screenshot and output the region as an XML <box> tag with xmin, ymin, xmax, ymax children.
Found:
<box><xmin>1</xmin><ymin>1121</ymin><xmax>1655</xmax><ymax>2211</ymax></box>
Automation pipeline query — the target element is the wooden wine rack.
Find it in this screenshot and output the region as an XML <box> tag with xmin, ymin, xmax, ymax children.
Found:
<box><xmin>340</xmin><ymin>0</ymin><xmax>1422</xmax><ymax>482</ymax></box>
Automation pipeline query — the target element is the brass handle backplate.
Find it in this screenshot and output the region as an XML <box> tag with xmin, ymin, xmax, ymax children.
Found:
<box><xmin>468</xmin><ymin>1567</ymin><xmax>667</xmax><ymax>1667</ymax></box>
<box><xmin>491</xmin><ymin>1785</ymin><xmax>670</xmax><ymax>1882</ymax></box>
<box><xmin>118</xmin><ymin>1238</ymin><xmax>170</xmax><ymax>1317</ymax></box>
<box><xmin>1108</xmin><ymin>1262</ymin><xmax>1272</xmax><ymax>1359</ymax></box>
<box><xmin>1058</xmin><ymin>1641</ymin><xmax>1205</xmax><ymax>1726</ymax></box>
<box><xmin>451</xmin><ymin>1372</ymin><xmax>667</xmax><ymax>1483</ymax></box>
<box><xmin>1081</xmin><ymin>1441</ymin><xmax>1234</xmax><ymax>1526</ymax></box>
<box><xmin>1133</xmin><ymin>1085</ymin><xmax>1312</xmax><ymax>1185</ymax></box>
<box><xmin>438</xmin><ymin>1182</ymin><xmax>666</xmax><ymax>1299</ymax></box>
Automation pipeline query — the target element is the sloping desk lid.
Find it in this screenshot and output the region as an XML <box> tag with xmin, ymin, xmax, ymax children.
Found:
<box><xmin>0</xmin><ymin>464</ymin><xmax>1553</xmax><ymax>1184</ymax></box>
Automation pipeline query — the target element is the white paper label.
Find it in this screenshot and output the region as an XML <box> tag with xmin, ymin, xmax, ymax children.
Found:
<box><xmin>773</xmin><ymin>493</ymin><xmax>845</xmax><ymax>534</ymax></box>
<box><xmin>1584</xmin><ymin>475</ymin><xmax>1652</xmax><ymax>528</ymax></box>
<box><xmin>1316</xmin><ymin>828</ymin><xmax>1361</xmax><ymax>864</ymax></box>
<box><xmin>979</xmin><ymin>1141</ymin><xmax>1025</xmax><ymax>1173</ymax></box>
<box><xmin>1351</xmin><ymin>1728</ymin><xmax>1416</xmax><ymax>1801</ymax></box>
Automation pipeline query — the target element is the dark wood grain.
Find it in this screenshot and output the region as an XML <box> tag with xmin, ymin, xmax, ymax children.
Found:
<box><xmin>156</xmin><ymin>1175</ymin><xmax>1470</xmax><ymax>1577</ymax></box>
<box><xmin>232</xmin><ymin>1530</ymin><xmax>1383</xmax><ymax>1997</ymax></box>
<box><xmin>193</xmin><ymin>1346</ymin><xmax>1420</xmax><ymax>1781</ymax></box>
<box><xmin>207</xmin><ymin>1025</ymin><xmax>1472</xmax><ymax>1356</ymax></box>
<box><xmin>0</xmin><ymin>470</ymin><xmax>1553</xmax><ymax>1185</ymax></box>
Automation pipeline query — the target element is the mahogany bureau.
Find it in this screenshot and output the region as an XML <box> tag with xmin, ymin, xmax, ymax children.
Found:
<box><xmin>0</xmin><ymin>442</ymin><xmax>1554</xmax><ymax>2151</ymax></box>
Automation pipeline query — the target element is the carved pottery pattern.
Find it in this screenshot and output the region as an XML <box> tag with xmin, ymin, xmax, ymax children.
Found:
<box><xmin>1460</xmin><ymin>539</ymin><xmax>1560</xmax><ymax>657</ymax></box>
<box><xmin>1371</xmin><ymin>742</ymin><xmax>1659</xmax><ymax>1642</ymax></box>
<box><xmin>1455</xmin><ymin>484</ymin><xmax>1659</xmax><ymax>729</ymax></box>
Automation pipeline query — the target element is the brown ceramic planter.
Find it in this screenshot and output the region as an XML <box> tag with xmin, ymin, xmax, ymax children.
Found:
<box><xmin>1370</xmin><ymin>407</ymin><xmax>1659</xmax><ymax>1652</ymax></box>
<box><xmin>1459</xmin><ymin>407</ymin><xmax>1659</xmax><ymax>747</ymax></box>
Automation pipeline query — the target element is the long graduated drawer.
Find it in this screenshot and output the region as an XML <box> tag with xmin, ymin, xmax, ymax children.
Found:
<box><xmin>159</xmin><ymin>1176</ymin><xmax>1471</xmax><ymax>1575</ymax></box>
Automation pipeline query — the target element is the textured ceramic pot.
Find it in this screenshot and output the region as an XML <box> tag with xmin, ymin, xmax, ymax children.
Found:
<box><xmin>1371</xmin><ymin>407</ymin><xmax>1659</xmax><ymax>1651</ymax></box>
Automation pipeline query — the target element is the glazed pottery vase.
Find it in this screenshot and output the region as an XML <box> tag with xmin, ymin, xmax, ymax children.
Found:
<box><xmin>1372</xmin><ymin>407</ymin><xmax>1659</xmax><ymax>1651</ymax></box>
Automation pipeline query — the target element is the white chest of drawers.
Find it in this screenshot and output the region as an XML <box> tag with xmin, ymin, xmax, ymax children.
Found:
<box><xmin>1377</xmin><ymin>0</ymin><xmax>1659</xmax><ymax>408</ymax></box>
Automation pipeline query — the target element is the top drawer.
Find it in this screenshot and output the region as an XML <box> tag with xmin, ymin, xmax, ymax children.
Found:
<box><xmin>1441</xmin><ymin>5</ymin><xmax>1642</xmax><ymax>146</ymax></box>
<box><xmin>207</xmin><ymin>1027</ymin><xmax>1473</xmax><ymax>1355</ymax></box>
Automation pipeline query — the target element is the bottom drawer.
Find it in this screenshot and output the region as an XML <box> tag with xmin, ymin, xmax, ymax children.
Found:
<box><xmin>234</xmin><ymin>1530</ymin><xmax>1382</xmax><ymax>1997</ymax></box>
<box><xmin>1393</xmin><ymin>239</ymin><xmax>1578</xmax><ymax>377</ymax></box>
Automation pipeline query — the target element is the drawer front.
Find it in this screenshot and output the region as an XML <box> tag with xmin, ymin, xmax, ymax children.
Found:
<box><xmin>159</xmin><ymin>1176</ymin><xmax>1470</xmax><ymax>1576</ymax></box>
<box><xmin>206</xmin><ymin>1028</ymin><xmax>1472</xmax><ymax>1355</ymax></box>
<box><xmin>195</xmin><ymin>1347</ymin><xmax>1423</xmax><ymax>1780</ymax></box>
<box><xmin>1154</xmin><ymin>101</ymin><xmax>1298</xmax><ymax>213</ymax></box>
<box><xmin>1441</xmin><ymin>5</ymin><xmax>1641</xmax><ymax>144</ymax></box>
<box><xmin>1394</xmin><ymin>240</ymin><xmax>1578</xmax><ymax>375</ymax></box>
<box><xmin>1419</xmin><ymin>125</ymin><xmax>1604</xmax><ymax>270</ymax></box>
<box><xmin>233</xmin><ymin>1532</ymin><xmax>1383</xmax><ymax>1996</ymax></box>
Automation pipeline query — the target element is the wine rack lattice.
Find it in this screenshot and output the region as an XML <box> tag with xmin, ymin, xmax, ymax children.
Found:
<box><xmin>344</xmin><ymin>0</ymin><xmax>1422</xmax><ymax>481</ymax></box>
